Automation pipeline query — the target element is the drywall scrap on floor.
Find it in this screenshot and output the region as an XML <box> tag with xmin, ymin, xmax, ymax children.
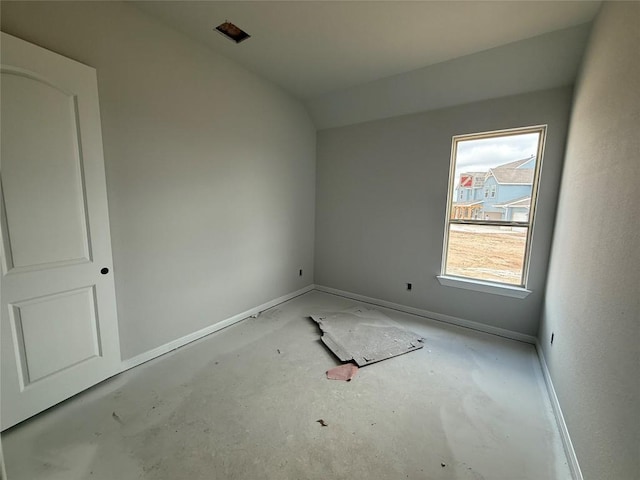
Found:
<box><xmin>310</xmin><ymin>307</ymin><xmax>424</xmax><ymax>366</ymax></box>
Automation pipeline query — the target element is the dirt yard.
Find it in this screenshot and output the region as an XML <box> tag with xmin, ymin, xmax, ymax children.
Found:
<box><xmin>445</xmin><ymin>225</ymin><xmax>527</xmax><ymax>285</ymax></box>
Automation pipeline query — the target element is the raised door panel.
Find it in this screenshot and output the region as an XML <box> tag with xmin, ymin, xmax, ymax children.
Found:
<box><xmin>9</xmin><ymin>287</ymin><xmax>101</xmax><ymax>386</ymax></box>
<box><xmin>1</xmin><ymin>71</ymin><xmax>90</xmax><ymax>271</ymax></box>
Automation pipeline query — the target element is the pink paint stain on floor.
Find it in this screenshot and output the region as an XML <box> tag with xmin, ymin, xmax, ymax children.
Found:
<box><xmin>326</xmin><ymin>363</ymin><xmax>359</xmax><ymax>381</ymax></box>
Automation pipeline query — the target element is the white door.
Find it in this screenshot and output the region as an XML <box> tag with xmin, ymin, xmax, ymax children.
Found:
<box><xmin>1</xmin><ymin>33</ymin><xmax>121</xmax><ymax>430</ymax></box>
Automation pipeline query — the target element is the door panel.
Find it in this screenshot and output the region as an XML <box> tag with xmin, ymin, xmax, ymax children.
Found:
<box><xmin>11</xmin><ymin>287</ymin><xmax>100</xmax><ymax>385</ymax></box>
<box><xmin>1</xmin><ymin>32</ymin><xmax>121</xmax><ymax>430</ymax></box>
<box><xmin>2</xmin><ymin>72</ymin><xmax>90</xmax><ymax>271</ymax></box>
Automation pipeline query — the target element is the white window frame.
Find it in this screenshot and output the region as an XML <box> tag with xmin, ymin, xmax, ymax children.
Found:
<box><xmin>438</xmin><ymin>125</ymin><xmax>546</xmax><ymax>297</ymax></box>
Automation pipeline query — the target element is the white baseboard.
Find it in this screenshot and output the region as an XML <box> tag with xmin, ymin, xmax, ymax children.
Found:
<box><xmin>313</xmin><ymin>284</ymin><xmax>537</xmax><ymax>344</ymax></box>
<box><xmin>120</xmin><ymin>284</ymin><xmax>315</xmax><ymax>372</ymax></box>
<box><xmin>535</xmin><ymin>342</ymin><xmax>583</xmax><ymax>480</ymax></box>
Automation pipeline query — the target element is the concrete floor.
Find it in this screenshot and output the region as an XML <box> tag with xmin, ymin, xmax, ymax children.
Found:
<box><xmin>1</xmin><ymin>290</ymin><xmax>571</xmax><ymax>479</ymax></box>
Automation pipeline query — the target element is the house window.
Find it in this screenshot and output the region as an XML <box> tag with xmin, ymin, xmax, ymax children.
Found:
<box><xmin>441</xmin><ymin>126</ymin><xmax>546</xmax><ymax>287</ymax></box>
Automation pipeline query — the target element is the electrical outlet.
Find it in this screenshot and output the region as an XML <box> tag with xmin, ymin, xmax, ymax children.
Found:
<box><xmin>551</xmin><ymin>332</ymin><xmax>555</xmax><ymax>345</ymax></box>
<box><xmin>406</xmin><ymin>283</ymin><xmax>412</xmax><ymax>291</ymax></box>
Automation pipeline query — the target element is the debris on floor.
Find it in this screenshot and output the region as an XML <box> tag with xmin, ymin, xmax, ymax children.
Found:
<box><xmin>316</xmin><ymin>419</ymin><xmax>328</xmax><ymax>427</ymax></box>
<box><xmin>326</xmin><ymin>363</ymin><xmax>359</xmax><ymax>381</ymax></box>
<box><xmin>310</xmin><ymin>307</ymin><xmax>424</xmax><ymax>367</ymax></box>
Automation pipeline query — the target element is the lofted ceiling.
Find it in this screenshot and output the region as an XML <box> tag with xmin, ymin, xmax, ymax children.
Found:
<box><xmin>133</xmin><ymin>1</ymin><xmax>601</xmax><ymax>100</ymax></box>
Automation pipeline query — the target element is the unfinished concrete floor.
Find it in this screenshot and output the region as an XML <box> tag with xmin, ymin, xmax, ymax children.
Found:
<box><xmin>1</xmin><ymin>290</ymin><xmax>571</xmax><ymax>479</ymax></box>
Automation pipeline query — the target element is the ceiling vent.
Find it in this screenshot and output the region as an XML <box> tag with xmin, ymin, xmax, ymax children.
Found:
<box><xmin>215</xmin><ymin>21</ymin><xmax>250</xmax><ymax>44</ymax></box>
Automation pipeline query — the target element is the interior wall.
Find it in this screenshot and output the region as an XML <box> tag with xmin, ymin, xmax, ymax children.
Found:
<box><xmin>307</xmin><ymin>24</ymin><xmax>591</xmax><ymax>129</ymax></box>
<box><xmin>539</xmin><ymin>3</ymin><xmax>639</xmax><ymax>479</ymax></box>
<box><xmin>1</xmin><ymin>1</ymin><xmax>316</xmax><ymax>360</ymax></box>
<box><xmin>315</xmin><ymin>87</ymin><xmax>572</xmax><ymax>336</ymax></box>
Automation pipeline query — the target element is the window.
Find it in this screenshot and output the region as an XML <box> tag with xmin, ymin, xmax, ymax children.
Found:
<box><xmin>441</xmin><ymin>126</ymin><xmax>546</xmax><ymax>289</ymax></box>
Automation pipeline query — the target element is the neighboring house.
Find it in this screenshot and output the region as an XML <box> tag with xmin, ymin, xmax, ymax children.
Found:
<box><xmin>453</xmin><ymin>156</ymin><xmax>535</xmax><ymax>221</ymax></box>
<box><xmin>452</xmin><ymin>171</ymin><xmax>486</xmax><ymax>219</ymax></box>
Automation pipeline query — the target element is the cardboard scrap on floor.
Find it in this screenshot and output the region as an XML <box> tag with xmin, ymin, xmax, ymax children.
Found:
<box><xmin>326</xmin><ymin>363</ymin><xmax>359</xmax><ymax>381</ymax></box>
<box><xmin>310</xmin><ymin>307</ymin><xmax>424</xmax><ymax>367</ymax></box>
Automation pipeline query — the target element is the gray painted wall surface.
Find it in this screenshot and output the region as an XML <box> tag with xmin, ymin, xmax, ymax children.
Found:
<box><xmin>306</xmin><ymin>24</ymin><xmax>590</xmax><ymax>130</ymax></box>
<box><xmin>1</xmin><ymin>1</ymin><xmax>316</xmax><ymax>360</ymax></box>
<box><xmin>539</xmin><ymin>3</ymin><xmax>640</xmax><ymax>479</ymax></box>
<box><xmin>315</xmin><ymin>88</ymin><xmax>572</xmax><ymax>336</ymax></box>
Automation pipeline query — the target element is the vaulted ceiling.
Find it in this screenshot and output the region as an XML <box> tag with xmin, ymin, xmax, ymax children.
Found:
<box><xmin>132</xmin><ymin>1</ymin><xmax>601</xmax><ymax>128</ymax></box>
<box><xmin>133</xmin><ymin>1</ymin><xmax>601</xmax><ymax>100</ymax></box>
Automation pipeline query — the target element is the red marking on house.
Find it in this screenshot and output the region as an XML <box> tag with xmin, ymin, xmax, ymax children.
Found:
<box><xmin>460</xmin><ymin>175</ymin><xmax>473</xmax><ymax>187</ymax></box>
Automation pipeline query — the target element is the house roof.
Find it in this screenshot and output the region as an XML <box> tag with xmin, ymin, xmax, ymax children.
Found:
<box><xmin>493</xmin><ymin>157</ymin><xmax>534</xmax><ymax>170</ymax></box>
<box><xmin>494</xmin><ymin>196</ymin><xmax>531</xmax><ymax>208</ymax></box>
<box><xmin>452</xmin><ymin>200</ymin><xmax>483</xmax><ymax>207</ymax></box>
<box><xmin>461</xmin><ymin>157</ymin><xmax>535</xmax><ymax>186</ymax></box>
<box><xmin>489</xmin><ymin>167</ymin><xmax>534</xmax><ymax>185</ymax></box>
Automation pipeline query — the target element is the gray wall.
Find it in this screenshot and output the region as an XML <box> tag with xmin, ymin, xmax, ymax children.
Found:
<box><xmin>307</xmin><ymin>24</ymin><xmax>590</xmax><ymax>129</ymax></box>
<box><xmin>1</xmin><ymin>1</ymin><xmax>316</xmax><ymax>360</ymax></box>
<box><xmin>315</xmin><ymin>88</ymin><xmax>573</xmax><ymax>336</ymax></box>
<box><xmin>539</xmin><ymin>3</ymin><xmax>640</xmax><ymax>479</ymax></box>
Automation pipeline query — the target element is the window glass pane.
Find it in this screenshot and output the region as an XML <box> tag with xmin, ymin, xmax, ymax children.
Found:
<box><xmin>451</xmin><ymin>132</ymin><xmax>539</xmax><ymax>222</ymax></box>
<box><xmin>445</xmin><ymin>224</ymin><xmax>527</xmax><ymax>285</ymax></box>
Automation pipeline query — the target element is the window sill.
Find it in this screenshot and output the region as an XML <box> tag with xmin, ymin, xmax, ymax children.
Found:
<box><xmin>436</xmin><ymin>275</ymin><xmax>532</xmax><ymax>298</ymax></box>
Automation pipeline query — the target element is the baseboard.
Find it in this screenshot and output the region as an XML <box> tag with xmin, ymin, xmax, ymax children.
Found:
<box><xmin>313</xmin><ymin>284</ymin><xmax>537</xmax><ymax>344</ymax></box>
<box><xmin>535</xmin><ymin>342</ymin><xmax>583</xmax><ymax>480</ymax></box>
<box><xmin>120</xmin><ymin>284</ymin><xmax>315</xmax><ymax>372</ymax></box>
